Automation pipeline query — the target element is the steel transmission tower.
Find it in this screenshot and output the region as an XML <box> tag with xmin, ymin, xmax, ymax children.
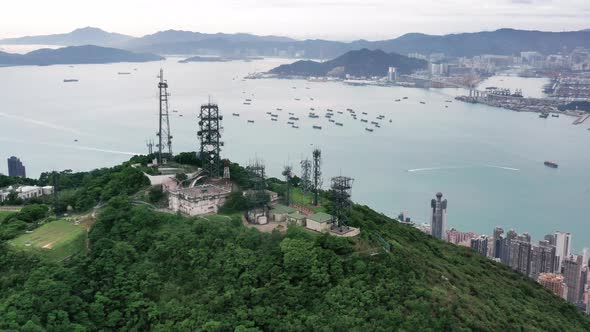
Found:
<box><xmin>246</xmin><ymin>160</ymin><xmax>267</xmax><ymax>208</ymax></box>
<box><xmin>198</xmin><ymin>103</ymin><xmax>224</xmax><ymax>178</ymax></box>
<box><xmin>312</xmin><ymin>149</ymin><xmax>322</xmax><ymax>206</ymax></box>
<box><xmin>146</xmin><ymin>139</ymin><xmax>154</xmax><ymax>155</ymax></box>
<box><xmin>157</xmin><ymin>69</ymin><xmax>173</xmax><ymax>163</ymax></box>
<box><xmin>330</xmin><ymin>176</ymin><xmax>354</xmax><ymax>229</ymax></box>
<box><xmin>282</xmin><ymin>165</ymin><xmax>292</xmax><ymax>205</ymax></box>
<box><xmin>300</xmin><ymin>158</ymin><xmax>312</xmax><ymax>194</ymax></box>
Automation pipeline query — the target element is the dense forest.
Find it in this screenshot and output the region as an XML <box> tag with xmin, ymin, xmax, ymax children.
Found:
<box><xmin>1</xmin><ymin>156</ymin><xmax>590</xmax><ymax>331</ymax></box>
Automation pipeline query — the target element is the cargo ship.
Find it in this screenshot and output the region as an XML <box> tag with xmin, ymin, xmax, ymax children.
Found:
<box><xmin>544</xmin><ymin>161</ymin><xmax>558</xmax><ymax>168</ymax></box>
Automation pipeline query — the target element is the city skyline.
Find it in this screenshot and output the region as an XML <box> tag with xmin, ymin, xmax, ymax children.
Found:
<box><xmin>0</xmin><ymin>0</ymin><xmax>589</xmax><ymax>41</ymax></box>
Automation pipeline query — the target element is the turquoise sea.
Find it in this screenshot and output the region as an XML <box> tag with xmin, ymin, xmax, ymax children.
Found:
<box><xmin>1</xmin><ymin>57</ymin><xmax>589</xmax><ymax>250</ymax></box>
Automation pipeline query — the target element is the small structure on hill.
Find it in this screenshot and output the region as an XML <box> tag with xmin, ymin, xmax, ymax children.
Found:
<box><xmin>169</xmin><ymin>183</ymin><xmax>231</xmax><ymax>216</ymax></box>
<box><xmin>270</xmin><ymin>204</ymin><xmax>297</xmax><ymax>222</ymax></box>
<box><xmin>287</xmin><ymin>212</ymin><xmax>307</xmax><ymax>226</ymax></box>
<box><xmin>306</xmin><ymin>212</ymin><xmax>334</xmax><ymax>232</ymax></box>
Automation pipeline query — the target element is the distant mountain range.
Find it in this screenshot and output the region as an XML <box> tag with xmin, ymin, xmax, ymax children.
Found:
<box><xmin>2</xmin><ymin>27</ymin><xmax>590</xmax><ymax>59</ymax></box>
<box><xmin>0</xmin><ymin>45</ymin><xmax>163</xmax><ymax>66</ymax></box>
<box><xmin>269</xmin><ymin>49</ymin><xmax>427</xmax><ymax>77</ymax></box>
<box><xmin>0</xmin><ymin>27</ymin><xmax>134</xmax><ymax>47</ymax></box>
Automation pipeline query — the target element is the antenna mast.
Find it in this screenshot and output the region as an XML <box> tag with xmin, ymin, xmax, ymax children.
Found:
<box><xmin>157</xmin><ymin>69</ymin><xmax>173</xmax><ymax>164</ymax></box>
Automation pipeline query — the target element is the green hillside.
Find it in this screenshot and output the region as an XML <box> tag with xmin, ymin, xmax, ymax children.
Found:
<box><xmin>1</xmin><ymin>158</ymin><xmax>589</xmax><ymax>331</ymax></box>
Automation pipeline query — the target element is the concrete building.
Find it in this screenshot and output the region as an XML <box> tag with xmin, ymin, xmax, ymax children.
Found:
<box><xmin>538</xmin><ymin>273</ymin><xmax>568</xmax><ymax>300</ymax></box>
<box><xmin>270</xmin><ymin>204</ymin><xmax>297</xmax><ymax>222</ymax></box>
<box><xmin>429</xmin><ymin>63</ymin><xmax>449</xmax><ymax>76</ymax></box>
<box><xmin>286</xmin><ymin>212</ymin><xmax>307</xmax><ymax>226</ymax></box>
<box><xmin>387</xmin><ymin>67</ymin><xmax>397</xmax><ymax>82</ymax></box>
<box><xmin>563</xmin><ymin>255</ymin><xmax>583</xmax><ymax>305</ymax></box>
<box><xmin>551</xmin><ymin>231</ymin><xmax>572</xmax><ymax>272</ymax></box>
<box><xmin>470</xmin><ymin>235</ymin><xmax>489</xmax><ymax>256</ymax></box>
<box><xmin>0</xmin><ymin>185</ymin><xmax>54</xmax><ymax>203</ymax></box>
<box><xmin>7</xmin><ymin>156</ymin><xmax>26</xmax><ymax>178</ymax></box>
<box><xmin>430</xmin><ymin>192</ymin><xmax>447</xmax><ymax>240</ymax></box>
<box><xmin>168</xmin><ymin>184</ymin><xmax>231</xmax><ymax>216</ymax></box>
<box><xmin>530</xmin><ymin>241</ymin><xmax>557</xmax><ymax>280</ymax></box>
<box><xmin>306</xmin><ymin>212</ymin><xmax>333</xmax><ymax>233</ymax></box>
<box><xmin>446</xmin><ymin>228</ymin><xmax>477</xmax><ymax>246</ymax></box>
<box><xmin>509</xmin><ymin>235</ymin><xmax>532</xmax><ymax>276</ymax></box>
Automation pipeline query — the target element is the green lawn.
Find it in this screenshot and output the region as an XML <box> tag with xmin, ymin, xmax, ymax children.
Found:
<box><xmin>9</xmin><ymin>219</ymin><xmax>86</xmax><ymax>262</ymax></box>
<box><xmin>290</xmin><ymin>188</ymin><xmax>327</xmax><ymax>213</ymax></box>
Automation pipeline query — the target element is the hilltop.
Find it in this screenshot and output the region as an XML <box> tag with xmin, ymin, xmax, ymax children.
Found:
<box><xmin>269</xmin><ymin>49</ymin><xmax>427</xmax><ymax>77</ymax></box>
<box><xmin>1</xmin><ymin>156</ymin><xmax>589</xmax><ymax>330</ymax></box>
<box><xmin>0</xmin><ymin>45</ymin><xmax>163</xmax><ymax>67</ymax></box>
<box><xmin>0</xmin><ymin>27</ymin><xmax>134</xmax><ymax>47</ymax></box>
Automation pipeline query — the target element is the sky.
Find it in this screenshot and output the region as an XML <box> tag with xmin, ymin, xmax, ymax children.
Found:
<box><xmin>0</xmin><ymin>0</ymin><xmax>589</xmax><ymax>41</ymax></box>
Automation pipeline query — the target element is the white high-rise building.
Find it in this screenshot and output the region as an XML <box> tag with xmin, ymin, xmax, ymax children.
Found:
<box><xmin>554</xmin><ymin>231</ymin><xmax>572</xmax><ymax>272</ymax></box>
<box><xmin>582</xmin><ymin>247</ymin><xmax>589</xmax><ymax>268</ymax></box>
<box><xmin>430</xmin><ymin>192</ymin><xmax>447</xmax><ymax>240</ymax></box>
<box><xmin>387</xmin><ymin>67</ymin><xmax>397</xmax><ymax>82</ymax></box>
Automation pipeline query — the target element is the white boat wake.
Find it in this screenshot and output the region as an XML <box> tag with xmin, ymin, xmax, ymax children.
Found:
<box><xmin>408</xmin><ymin>165</ymin><xmax>520</xmax><ymax>173</ymax></box>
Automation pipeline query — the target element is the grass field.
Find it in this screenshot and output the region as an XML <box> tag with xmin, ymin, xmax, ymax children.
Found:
<box><xmin>9</xmin><ymin>219</ymin><xmax>86</xmax><ymax>262</ymax></box>
<box><xmin>290</xmin><ymin>188</ymin><xmax>327</xmax><ymax>213</ymax></box>
<box><xmin>0</xmin><ymin>211</ymin><xmax>16</xmax><ymax>222</ymax></box>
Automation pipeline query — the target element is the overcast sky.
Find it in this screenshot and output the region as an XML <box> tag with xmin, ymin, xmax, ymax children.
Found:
<box><xmin>1</xmin><ymin>0</ymin><xmax>589</xmax><ymax>41</ymax></box>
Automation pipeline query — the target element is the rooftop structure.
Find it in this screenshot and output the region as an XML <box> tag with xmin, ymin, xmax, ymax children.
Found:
<box><xmin>168</xmin><ymin>184</ymin><xmax>231</xmax><ymax>216</ymax></box>
<box><xmin>0</xmin><ymin>185</ymin><xmax>54</xmax><ymax>203</ymax></box>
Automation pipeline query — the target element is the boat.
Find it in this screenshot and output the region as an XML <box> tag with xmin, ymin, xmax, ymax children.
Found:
<box><xmin>245</xmin><ymin>99</ymin><xmax>252</xmax><ymax>102</ymax></box>
<box><xmin>371</xmin><ymin>121</ymin><xmax>378</xmax><ymax>125</ymax></box>
<box><xmin>335</xmin><ymin>122</ymin><xmax>343</xmax><ymax>126</ymax></box>
<box><xmin>294</xmin><ymin>98</ymin><xmax>301</xmax><ymax>101</ymax></box>
<box><xmin>287</xmin><ymin>121</ymin><xmax>294</xmax><ymax>125</ymax></box>
<box><xmin>310</xmin><ymin>98</ymin><xmax>314</xmax><ymax>101</ymax></box>
<box><xmin>445</xmin><ymin>100</ymin><xmax>452</xmax><ymax>103</ymax></box>
<box><xmin>403</xmin><ymin>97</ymin><xmax>408</xmax><ymax>99</ymax></box>
<box><xmin>310</xmin><ymin>108</ymin><xmax>315</xmax><ymax>111</ymax></box>
<box><xmin>289</xmin><ymin>112</ymin><xmax>295</xmax><ymax>115</ymax></box>
<box><xmin>289</xmin><ymin>117</ymin><xmax>299</xmax><ymax>120</ymax></box>
<box><xmin>445</xmin><ymin>106</ymin><xmax>449</xmax><ymax>108</ymax></box>
<box><xmin>271</xmin><ymin>118</ymin><xmax>278</xmax><ymax>121</ymax></box>
<box><xmin>248</xmin><ymin>120</ymin><xmax>255</xmax><ymax>123</ymax></box>
<box><xmin>544</xmin><ymin>161</ymin><xmax>558</xmax><ymax>168</ymax></box>
<box><xmin>173</xmin><ymin>110</ymin><xmax>178</xmax><ymax>113</ymax></box>
<box><xmin>292</xmin><ymin>125</ymin><xmax>299</xmax><ymax>128</ymax></box>
<box><xmin>361</xmin><ymin>119</ymin><xmax>368</xmax><ymax>123</ymax></box>
<box><xmin>346</xmin><ymin>108</ymin><xmax>353</xmax><ymax>111</ymax></box>
<box><xmin>395</xmin><ymin>99</ymin><xmax>401</xmax><ymax>102</ymax></box>
<box><xmin>266</xmin><ymin>112</ymin><xmax>272</xmax><ymax>115</ymax></box>
<box><xmin>365</xmin><ymin>128</ymin><xmax>374</xmax><ymax>132</ymax></box>
<box><xmin>375</xmin><ymin>124</ymin><xmax>381</xmax><ymax>128</ymax></box>
<box><xmin>420</xmin><ymin>101</ymin><xmax>426</xmax><ymax>104</ymax></box>
<box><xmin>276</xmin><ymin>108</ymin><xmax>283</xmax><ymax>111</ymax></box>
<box><xmin>329</xmin><ymin>119</ymin><xmax>335</xmax><ymax>123</ymax></box>
<box><xmin>309</xmin><ymin>114</ymin><xmax>319</xmax><ymax>118</ymax></box>
<box><xmin>389</xmin><ymin>119</ymin><xmax>392</xmax><ymax>123</ymax></box>
<box><xmin>243</xmin><ymin>102</ymin><xmax>251</xmax><ymax>105</ymax></box>
<box><xmin>63</xmin><ymin>79</ymin><xmax>79</xmax><ymax>82</ymax></box>
<box><xmin>271</xmin><ymin>114</ymin><xmax>278</xmax><ymax>118</ymax></box>
<box><xmin>337</xmin><ymin>111</ymin><xmax>343</xmax><ymax>114</ymax></box>
<box><xmin>232</xmin><ymin>113</ymin><xmax>240</xmax><ymax>116</ymax></box>
<box><xmin>362</xmin><ymin>112</ymin><xmax>368</xmax><ymax>115</ymax></box>
<box><xmin>313</xmin><ymin>125</ymin><xmax>322</xmax><ymax>130</ymax></box>
<box><xmin>551</xmin><ymin>114</ymin><xmax>559</xmax><ymax>118</ymax></box>
<box><xmin>179</xmin><ymin>114</ymin><xmax>184</xmax><ymax>117</ymax></box>
<box><xmin>327</xmin><ymin>109</ymin><xmax>334</xmax><ymax>112</ymax></box>
<box><xmin>74</xmin><ymin>139</ymin><xmax>78</xmax><ymax>142</ymax></box>
<box><xmin>118</xmin><ymin>72</ymin><xmax>131</xmax><ymax>75</ymax></box>
<box><xmin>539</xmin><ymin>113</ymin><xmax>549</xmax><ymax>119</ymax></box>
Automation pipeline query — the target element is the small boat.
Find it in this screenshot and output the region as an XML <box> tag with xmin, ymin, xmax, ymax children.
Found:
<box><xmin>179</xmin><ymin>114</ymin><xmax>184</xmax><ymax>117</ymax></box>
<box><xmin>287</xmin><ymin>121</ymin><xmax>294</xmax><ymax>125</ymax></box>
<box><xmin>305</xmin><ymin>87</ymin><xmax>310</xmax><ymax>90</ymax></box>
<box><xmin>329</xmin><ymin>119</ymin><xmax>335</xmax><ymax>123</ymax></box>
<box><xmin>375</xmin><ymin>124</ymin><xmax>381</xmax><ymax>128</ymax></box>
<box><xmin>420</xmin><ymin>101</ymin><xmax>426</xmax><ymax>104</ymax></box>
<box><xmin>232</xmin><ymin>113</ymin><xmax>240</xmax><ymax>116</ymax></box>
<box><xmin>362</xmin><ymin>112</ymin><xmax>368</xmax><ymax>115</ymax></box>
<box><xmin>346</xmin><ymin>108</ymin><xmax>353</xmax><ymax>111</ymax></box>
<box><xmin>271</xmin><ymin>118</ymin><xmax>278</xmax><ymax>122</ymax></box>
<box><xmin>245</xmin><ymin>99</ymin><xmax>252</xmax><ymax>102</ymax></box>
<box><xmin>365</xmin><ymin>128</ymin><xmax>374</xmax><ymax>132</ymax></box>
<box><xmin>371</xmin><ymin>121</ymin><xmax>378</xmax><ymax>125</ymax></box>
<box><xmin>289</xmin><ymin>117</ymin><xmax>299</xmax><ymax>120</ymax></box>
<box><xmin>243</xmin><ymin>102</ymin><xmax>251</xmax><ymax>105</ymax></box>
<box><xmin>403</xmin><ymin>97</ymin><xmax>408</xmax><ymax>99</ymax></box>
<box><xmin>361</xmin><ymin>119</ymin><xmax>368</xmax><ymax>123</ymax></box>
<box><xmin>266</xmin><ymin>112</ymin><xmax>272</xmax><ymax>115</ymax></box>
<box><xmin>247</xmin><ymin>120</ymin><xmax>255</xmax><ymax>123</ymax></box>
<box><xmin>313</xmin><ymin>125</ymin><xmax>322</xmax><ymax>130</ymax></box>
<box><xmin>118</xmin><ymin>72</ymin><xmax>131</xmax><ymax>75</ymax></box>
<box><xmin>335</xmin><ymin>122</ymin><xmax>343</xmax><ymax>126</ymax></box>
<box><xmin>292</xmin><ymin>87</ymin><xmax>297</xmax><ymax>89</ymax></box>
<box><xmin>395</xmin><ymin>99</ymin><xmax>401</xmax><ymax>102</ymax></box>
<box><xmin>544</xmin><ymin>161</ymin><xmax>558</xmax><ymax>168</ymax></box>
<box><xmin>310</xmin><ymin>108</ymin><xmax>315</xmax><ymax>111</ymax></box>
<box><xmin>445</xmin><ymin>106</ymin><xmax>449</xmax><ymax>108</ymax></box>
<box><xmin>309</xmin><ymin>114</ymin><xmax>319</xmax><ymax>118</ymax></box>
<box><xmin>271</xmin><ymin>114</ymin><xmax>278</xmax><ymax>118</ymax></box>
<box><xmin>74</xmin><ymin>139</ymin><xmax>78</xmax><ymax>142</ymax></box>
<box><xmin>539</xmin><ymin>113</ymin><xmax>549</xmax><ymax>119</ymax></box>
<box><xmin>337</xmin><ymin>111</ymin><xmax>343</xmax><ymax>114</ymax></box>
<box><xmin>445</xmin><ymin>100</ymin><xmax>453</xmax><ymax>103</ymax></box>
<box><xmin>294</xmin><ymin>98</ymin><xmax>301</xmax><ymax>101</ymax></box>
<box><xmin>327</xmin><ymin>109</ymin><xmax>334</xmax><ymax>112</ymax></box>
<box><xmin>310</xmin><ymin>98</ymin><xmax>314</xmax><ymax>101</ymax></box>
<box><xmin>276</xmin><ymin>108</ymin><xmax>283</xmax><ymax>111</ymax></box>
<box><xmin>551</xmin><ymin>114</ymin><xmax>559</xmax><ymax>118</ymax></box>
<box><xmin>289</xmin><ymin>112</ymin><xmax>294</xmax><ymax>115</ymax></box>
<box><xmin>292</xmin><ymin>125</ymin><xmax>299</xmax><ymax>128</ymax></box>
<box><xmin>63</xmin><ymin>79</ymin><xmax>79</xmax><ymax>82</ymax></box>
<box><xmin>173</xmin><ymin>110</ymin><xmax>178</xmax><ymax>113</ymax></box>
<box><xmin>389</xmin><ymin>119</ymin><xmax>392</xmax><ymax>123</ymax></box>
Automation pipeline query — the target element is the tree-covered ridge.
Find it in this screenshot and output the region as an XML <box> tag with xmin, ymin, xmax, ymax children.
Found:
<box><xmin>1</xmin><ymin>192</ymin><xmax>589</xmax><ymax>331</ymax></box>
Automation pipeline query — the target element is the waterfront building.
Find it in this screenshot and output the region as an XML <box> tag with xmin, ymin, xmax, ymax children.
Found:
<box><xmin>430</xmin><ymin>192</ymin><xmax>447</xmax><ymax>240</ymax></box>
<box><xmin>538</xmin><ymin>273</ymin><xmax>568</xmax><ymax>300</ymax></box>
<box><xmin>7</xmin><ymin>156</ymin><xmax>26</xmax><ymax>177</ymax></box>
<box><xmin>470</xmin><ymin>235</ymin><xmax>488</xmax><ymax>256</ymax></box>
<box><xmin>563</xmin><ymin>255</ymin><xmax>583</xmax><ymax>305</ymax></box>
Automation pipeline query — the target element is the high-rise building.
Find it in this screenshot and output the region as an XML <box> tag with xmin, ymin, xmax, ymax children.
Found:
<box><xmin>530</xmin><ymin>241</ymin><xmax>557</xmax><ymax>280</ymax></box>
<box><xmin>563</xmin><ymin>255</ymin><xmax>583</xmax><ymax>305</ymax></box>
<box><xmin>538</xmin><ymin>273</ymin><xmax>568</xmax><ymax>300</ymax></box>
<box><xmin>446</xmin><ymin>228</ymin><xmax>476</xmax><ymax>246</ymax></box>
<box><xmin>7</xmin><ymin>156</ymin><xmax>26</xmax><ymax>177</ymax></box>
<box><xmin>550</xmin><ymin>231</ymin><xmax>572</xmax><ymax>272</ymax></box>
<box><xmin>387</xmin><ymin>67</ymin><xmax>397</xmax><ymax>82</ymax></box>
<box><xmin>470</xmin><ymin>235</ymin><xmax>489</xmax><ymax>256</ymax></box>
<box><xmin>430</xmin><ymin>192</ymin><xmax>447</xmax><ymax>240</ymax></box>
<box><xmin>582</xmin><ymin>248</ymin><xmax>590</xmax><ymax>268</ymax></box>
<box><xmin>509</xmin><ymin>237</ymin><xmax>532</xmax><ymax>276</ymax></box>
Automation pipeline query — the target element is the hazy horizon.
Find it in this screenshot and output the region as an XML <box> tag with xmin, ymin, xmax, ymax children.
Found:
<box><xmin>1</xmin><ymin>0</ymin><xmax>589</xmax><ymax>41</ymax></box>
